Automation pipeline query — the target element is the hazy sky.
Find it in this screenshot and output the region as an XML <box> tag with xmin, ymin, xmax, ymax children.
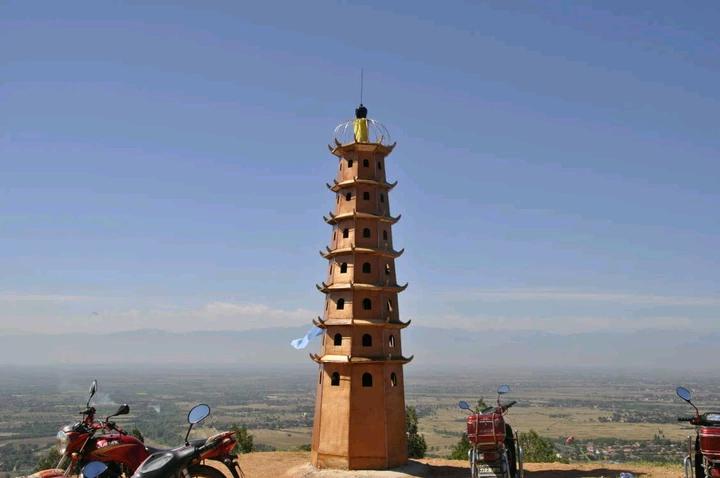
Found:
<box><xmin>1</xmin><ymin>0</ymin><xmax>718</xmax><ymax>335</ymax></box>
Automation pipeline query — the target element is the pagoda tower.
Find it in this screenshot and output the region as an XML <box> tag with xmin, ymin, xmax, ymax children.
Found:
<box><xmin>310</xmin><ymin>104</ymin><xmax>413</xmax><ymax>470</ymax></box>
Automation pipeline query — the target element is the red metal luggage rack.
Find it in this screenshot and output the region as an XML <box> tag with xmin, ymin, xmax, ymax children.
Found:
<box><xmin>467</xmin><ymin>412</ymin><xmax>506</xmax><ymax>447</ymax></box>
<box><xmin>700</xmin><ymin>427</ymin><xmax>720</xmax><ymax>461</ymax></box>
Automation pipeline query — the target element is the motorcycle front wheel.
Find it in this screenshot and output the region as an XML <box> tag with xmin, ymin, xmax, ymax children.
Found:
<box><xmin>185</xmin><ymin>464</ymin><xmax>226</xmax><ymax>478</ymax></box>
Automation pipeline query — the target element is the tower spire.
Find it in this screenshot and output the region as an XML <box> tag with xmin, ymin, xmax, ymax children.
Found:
<box><xmin>354</xmin><ymin>70</ymin><xmax>369</xmax><ymax>142</ymax></box>
<box><xmin>360</xmin><ymin>67</ymin><xmax>364</xmax><ymax>105</ymax></box>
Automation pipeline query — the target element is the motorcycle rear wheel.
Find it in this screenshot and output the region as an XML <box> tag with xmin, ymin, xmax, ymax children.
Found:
<box><xmin>186</xmin><ymin>464</ymin><xmax>226</xmax><ymax>478</ymax></box>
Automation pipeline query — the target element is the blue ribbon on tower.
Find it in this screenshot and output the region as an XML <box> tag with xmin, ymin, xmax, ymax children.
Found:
<box><xmin>290</xmin><ymin>325</ymin><xmax>323</xmax><ymax>350</ymax></box>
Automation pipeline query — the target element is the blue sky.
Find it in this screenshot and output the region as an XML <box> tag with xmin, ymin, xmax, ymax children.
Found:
<box><xmin>1</xmin><ymin>0</ymin><xmax>718</xmax><ymax>334</ymax></box>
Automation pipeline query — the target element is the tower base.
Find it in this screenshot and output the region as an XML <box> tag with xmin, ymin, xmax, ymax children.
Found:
<box><xmin>312</xmin><ymin>452</ymin><xmax>407</xmax><ymax>470</ymax></box>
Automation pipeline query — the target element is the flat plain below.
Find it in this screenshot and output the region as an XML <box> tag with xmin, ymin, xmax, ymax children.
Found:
<box><xmin>2</xmin><ymin>365</ymin><xmax>715</xmax><ymax>475</ymax></box>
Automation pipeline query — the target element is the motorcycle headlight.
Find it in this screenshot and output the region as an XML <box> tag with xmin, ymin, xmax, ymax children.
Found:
<box><xmin>56</xmin><ymin>430</ymin><xmax>69</xmax><ymax>454</ymax></box>
<box><xmin>140</xmin><ymin>453</ymin><xmax>173</xmax><ymax>473</ymax></box>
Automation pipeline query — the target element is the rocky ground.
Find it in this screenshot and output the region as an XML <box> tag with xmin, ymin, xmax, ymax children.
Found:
<box><xmin>222</xmin><ymin>452</ymin><xmax>681</xmax><ymax>478</ymax></box>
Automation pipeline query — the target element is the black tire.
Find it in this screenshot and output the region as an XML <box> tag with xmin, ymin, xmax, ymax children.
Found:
<box><xmin>694</xmin><ymin>436</ymin><xmax>703</xmax><ymax>478</ymax></box>
<box><xmin>186</xmin><ymin>464</ymin><xmax>226</xmax><ymax>478</ymax></box>
<box><xmin>470</xmin><ymin>448</ymin><xmax>478</xmax><ymax>478</ymax></box>
<box><xmin>505</xmin><ymin>424</ymin><xmax>517</xmax><ymax>478</ymax></box>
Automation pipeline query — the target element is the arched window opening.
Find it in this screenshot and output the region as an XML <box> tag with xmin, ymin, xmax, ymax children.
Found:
<box><xmin>336</xmin><ymin>195</ymin><xmax>340</xmax><ymax>203</ymax></box>
<box><xmin>362</xmin><ymin>262</ymin><xmax>371</xmax><ymax>273</ymax></box>
<box><xmin>331</xmin><ymin>372</ymin><xmax>340</xmax><ymax>386</ymax></box>
<box><xmin>345</xmin><ymin>192</ymin><xmax>352</xmax><ymax>201</ymax></box>
<box><xmin>378</xmin><ymin>161</ymin><xmax>383</xmax><ymax>170</ymax></box>
<box><xmin>362</xmin><ymin>298</ymin><xmax>372</xmax><ymax>310</ymax></box>
<box><xmin>387</xmin><ymin>299</ymin><xmax>393</xmax><ymax>312</ymax></box>
<box><xmin>343</xmin><ymin>228</ymin><xmax>349</xmax><ymax>238</ymax></box>
<box><xmin>385</xmin><ymin>264</ymin><xmax>391</xmax><ymax>275</ymax></box>
<box><xmin>382</xmin><ymin>230</ymin><xmax>388</xmax><ymax>240</ymax></box>
<box><xmin>363</xmin><ymin>192</ymin><xmax>370</xmax><ymax>200</ymax></box>
<box><xmin>390</xmin><ymin>373</ymin><xmax>397</xmax><ymax>386</ymax></box>
<box><xmin>319</xmin><ymin>371</ymin><xmax>323</xmax><ymax>384</ymax></box>
<box><xmin>334</xmin><ymin>333</ymin><xmax>342</xmax><ymax>346</ymax></box>
<box><xmin>348</xmin><ymin>159</ymin><xmax>354</xmax><ymax>168</ymax></box>
<box><xmin>362</xmin><ymin>334</ymin><xmax>372</xmax><ymax>346</ymax></box>
<box><xmin>389</xmin><ymin>335</ymin><xmax>396</xmax><ymax>348</ymax></box>
<box><xmin>337</xmin><ymin>298</ymin><xmax>345</xmax><ymax>310</ymax></box>
<box><xmin>363</xmin><ymin>228</ymin><xmax>371</xmax><ymax>238</ymax></box>
<box><xmin>380</xmin><ymin>193</ymin><xmax>385</xmax><ymax>203</ymax></box>
<box><xmin>363</xmin><ymin>159</ymin><xmax>369</xmax><ymax>167</ymax></box>
<box><xmin>362</xmin><ymin>372</ymin><xmax>372</xmax><ymax>387</ymax></box>
<box><xmin>333</xmin><ymin>231</ymin><xmax>336</xmax><ymax>241</ymax></box>
<box><xmin>340</xmin><ymin>262</ymin><xmax>348</xmax><ymax>273</ymax></box>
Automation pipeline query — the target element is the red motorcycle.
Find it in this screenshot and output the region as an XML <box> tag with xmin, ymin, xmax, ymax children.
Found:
<box><xmin>677</xmin><ymin>386</ymin><xmax>720</xmax><ymax>478</ymax></box>
<box><xmin>27</xmin><ymin>381</ymin><xmax>243</xmax><ymax>478</ymax></box>
<box><xmin>80</xmin><ymin>404</ymin><xmax>245</xmax><ymax>478</ymax></box>
<box><xmin>459</xmin><ymin>385</ymin><xmax>523</xmax><ymax>478</ymax></box>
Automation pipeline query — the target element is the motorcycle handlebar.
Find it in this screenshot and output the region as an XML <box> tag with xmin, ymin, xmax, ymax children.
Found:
<box><xmin>504</xmin><ymin>400</ymin><xmax>517</xmax><ymax>410</ymax></box>
<box><xmin>106</xmin><ymin>421</ymin><xmax>128</xmax><ymax>435</ymax></box>
<box><xmin>678</xmin><ymin>416</ymin><xmax>696</xmax><ymax>422</ymax></box>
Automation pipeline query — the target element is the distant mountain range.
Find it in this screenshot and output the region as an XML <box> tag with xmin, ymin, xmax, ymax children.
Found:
<box><xmin>1</xmin><ymin>326</ymin><xmax>715</xmax><ymax>369</ymax></box>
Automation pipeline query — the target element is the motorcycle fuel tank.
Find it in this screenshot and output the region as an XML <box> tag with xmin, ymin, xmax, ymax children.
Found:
<box><xmin>87</xmin><ymin>434</ymin><xmax>149</xmax><ymax>470</ymax></box>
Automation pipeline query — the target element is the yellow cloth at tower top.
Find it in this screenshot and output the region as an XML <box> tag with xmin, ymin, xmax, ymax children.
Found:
<box><xmin>354</xmin><ymin>118</ymin><xmax>369</xmax><ymax>143</ymax></box>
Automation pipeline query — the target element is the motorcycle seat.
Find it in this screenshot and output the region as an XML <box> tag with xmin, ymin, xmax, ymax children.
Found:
<box><xmin>145</xmin><ymin>438</ymin><xmax>207</xmax><ymax>455</ymax></box>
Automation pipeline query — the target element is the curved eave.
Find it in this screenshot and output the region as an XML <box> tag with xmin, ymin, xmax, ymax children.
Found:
<box><xmin>316</xmin><ymin>282</ymin><xmax>409</xmax><ymax>294</ymax></box>
<box><xmin>319</xmin><ymin>247</ymin><xmax>405</xmax><ymax>260</ymax></box>
<box><xmin>326</xmin><ymin>178</ymin><xmax>398</xmax><ymax>192</ymax></box>
<box><xmin>324</xmin><ymin>211</ymin><xmax>401</xmax><ymax>225</ymax></box>
<box><xmin>311</xmin><ymin>354</ymin><xmax>413</xmax><ymax>364</ymax></box>
<box><xmin>315</xmin><ymin>318</ymin><xmax>411</xmax><ymax>329</ymax></box>
<box><xmin>328</xmin><ymin>140</ymin><xmax>397</xmax><ymax>157</ymax></box>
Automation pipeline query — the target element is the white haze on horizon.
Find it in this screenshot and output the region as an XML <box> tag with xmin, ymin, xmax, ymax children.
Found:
<box><xmin>0</xmin><ymin>287</ymin><xmax>717</xmax><ymax>335</ymax></box>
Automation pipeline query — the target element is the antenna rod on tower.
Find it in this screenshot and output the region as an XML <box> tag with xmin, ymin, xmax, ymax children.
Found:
<box><xmin>360</xmin><ymin>68</ymin><xmax>364</xmax><ymax>105</ymax></box>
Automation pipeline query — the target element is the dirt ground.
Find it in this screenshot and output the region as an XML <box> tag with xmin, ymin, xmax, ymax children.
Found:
<box><xmin>224</xmin><ymin>452</ymin><xmax>680</xmax><ymax>478</ymax></box>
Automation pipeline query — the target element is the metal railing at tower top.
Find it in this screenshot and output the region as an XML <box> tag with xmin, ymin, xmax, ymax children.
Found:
<box><xmin>333</xmin><ymin>118</ymin><xmax>392</xmax><ymax>146</ymax></box>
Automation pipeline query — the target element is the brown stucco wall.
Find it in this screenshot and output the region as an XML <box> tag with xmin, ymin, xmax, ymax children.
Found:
<box><xmin>348</xmin><ymin>364</ymin><xmax>388</xmax><ymax>468</ymax></box>
<box><xmin>314</xmin><ymin>365</ymin><xmax>351</xmax><ymax>464</ymax></box>
<box><xmin>384</xmin><ymin>364</ymin><xmax>408</xmax><ymax>467</ymax></box>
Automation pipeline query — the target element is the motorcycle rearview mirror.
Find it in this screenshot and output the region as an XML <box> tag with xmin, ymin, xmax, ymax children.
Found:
<box><xmin>677</xmin><ymin>387</ymin><xmax>692</xmax><ymax>402</ymax></box>
<box><xmin>82</xmin><ymin>461</ymin><xmax>107</xmax><ymax>478</ymax></box>
<box><xmin>109</xmin><ymin>404</ymin><xmax>130</xmax><ymax>418</ymax></box>
<box><xmin>188</xmin><ymin>404</ymin><xmax>210</xmax><ymax>424</ymax></box>
<box><xmin>87</xmin><ymin>380</ymin><xmax>98</xmax><ymax>408</ymax></box>
<box><xmin>677</xmin><ymin>386</ymin><xmax>699</xmax><ymax>414</ymax></box>
<box><xmin>184</xmin><ymin>404</ymin><xmax>211</xmax><ymax>445</ymax></box>
<box><xmin>459</xmin><ymin>401</ymin><xmax>470</xmax><ymax>410</ymax></box>
<box><xmin>497</xmin><ymin>385</ymin><xmax>510</xmax><ymax>395</ymax></box>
